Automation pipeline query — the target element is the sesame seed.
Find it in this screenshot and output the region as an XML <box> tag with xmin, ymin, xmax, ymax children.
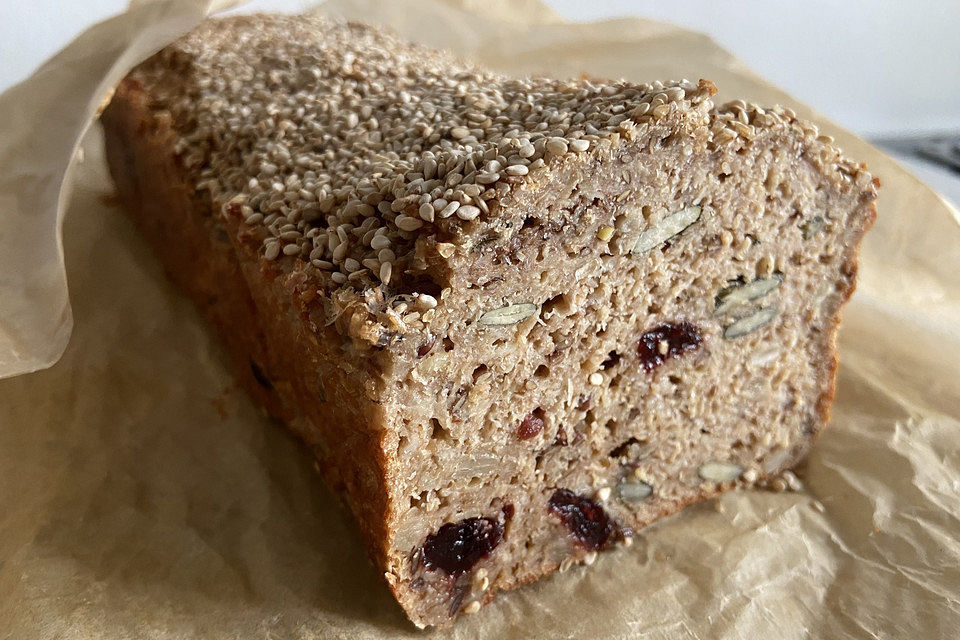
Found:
<box><xmin>395</xmin><ymin>215</ymin><xmax>424</xmax><ymax>232</ymax></box>
<box><xmin>282</xmin><ymin>243</ymin><xmax>301</xmax><ymax>256</ymax></box>
<box><xmin>584</xmin><ymin>551</ymin><xmax>598</xmax><ymax>566</ymax></box>
<box><xmin>589</xmin><ymin>372</ymin><xmax>603</xmax><ymax>386</ymax></box>
<box><xmin>569</xmin><ymin>139</ymin><xmax>590</xmax><ymax>152</ymax></box>
<box><xmin>418</xmin><ymin>202</ymin><xmax>435</xmax><ymax>222</ymax></box>
<box><xmin>597</xmin><ymin>486</ymin><xmax>611</xmax><ymax>501</ymax></box>
<box><xmin>545</xmin><ymin>137</ymin><xmax>568</xmax><ymax>156</ymax></box>
<box><xmin>463</xmin><ymin>601</ymin><xmax>481</xmax><ymax>615</ymax></box>
<box><xmin>347</xmin><ymin>268</ymin><xmax>369</xmax><ymax>281</ymax></box>
<box><xmin>370</xmin><ymin>235</ymin><xmax>391</xmax><ymax>250</ymax></box>
<box><xmin>379</xmin><ymin>261</ymin><xmax>392</xmax><ymax>284</ymax></box>
<box><xmin>476</xmin><ymin>172</ymin><xmax>500</xmax><ymax>184</ymax></box>
<box><xmin>439</xmin><ymin>200</ymin><xmax>461</xmax><ymax>218</ymax></box>
<box><xmin>456</xmin><ymin>205</ymin><xmax>480</xmax><ymax>220</ymax></box>
<box><xmin>264</xmin><ymin>242</ymin><xmax>281</xmax><ymax>260</ymax></box>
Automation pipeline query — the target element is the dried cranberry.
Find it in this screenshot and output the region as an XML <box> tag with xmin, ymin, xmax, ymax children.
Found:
<box><xmin>637</xmin><ymin>322</ymin><xmax>701</xmax><ymax>372</ymax></box>
<box><xmin>421</xmin><ymin>517</ymin><xmax>503</xmax><ymax>576</ymax></box>
<box><xmin>517</xmin><ymin>410</ymin><xmax>545</xmax><ymax>440</ymax></box>
<box><xmin>548</xmin><ymin>489</ymin><xmax>619</xmax><ymax>550</ymax></box>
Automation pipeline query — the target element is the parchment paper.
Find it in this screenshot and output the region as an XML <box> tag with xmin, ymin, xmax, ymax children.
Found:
<box><xmin>1</xmin><ymin>1</ymin><xmax>958</xmax><ymax>638</ymax></box>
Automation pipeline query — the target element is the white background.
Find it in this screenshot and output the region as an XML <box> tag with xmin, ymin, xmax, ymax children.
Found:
<box><xmin>2</xmin><ymin>0</ymin><xmax>959</xmax><ymax>139</ymax></box>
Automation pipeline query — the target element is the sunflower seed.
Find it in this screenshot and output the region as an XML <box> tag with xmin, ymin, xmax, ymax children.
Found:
<box><xmin>698</xmin><ymin>461</ymin><xmax>743</xmax><ymax>483</ymax></box>
<box><xmin>723</xmin><ymin>306</ymin><xmax>777</xmax><ymax>339</ymax></box>
<box><xmin>632</xmin><ymin>205</ymin><xmax>701</xmax><ymax>254</ymax></box>
<box><xmin>713</xmin><ymin>274</ymin><xmax>783</xmax><ymax>317</ymax></box>
<box><xmin>616</xmin><ymin>477</ymin><xmax>653</xmax><ymax>502</ymax></box>
<box><xmin>477</xmin><ymin>303</ymin><xmax>538</xmax><ymax>326</ymax></box>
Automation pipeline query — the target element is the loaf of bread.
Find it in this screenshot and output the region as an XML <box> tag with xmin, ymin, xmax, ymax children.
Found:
<box><xmin>101</xmin><ymin>14</ymin><xmax>877</xmax><ymax>627</ymax></box>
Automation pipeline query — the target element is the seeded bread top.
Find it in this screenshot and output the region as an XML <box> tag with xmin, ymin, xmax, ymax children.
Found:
<box><xmin>131</xmin><ymin>14</ymin><xmax>873</xmax><ymax>346</ymax></box>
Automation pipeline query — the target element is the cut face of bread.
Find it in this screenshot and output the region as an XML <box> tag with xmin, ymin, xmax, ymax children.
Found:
<box><xmin>100</xmin><ymin>14</ymin><xmax>877</xmax><ymax>628</ymax></box>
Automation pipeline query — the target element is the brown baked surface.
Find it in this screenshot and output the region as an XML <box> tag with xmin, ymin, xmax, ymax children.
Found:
<box><xmin>101</xmin><ymin>14</ymin><xmax>877</xmax><ymax>627</ymax></box>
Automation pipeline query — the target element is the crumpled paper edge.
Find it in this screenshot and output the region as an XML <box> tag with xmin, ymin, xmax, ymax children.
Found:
<box><xmin>0</xmin><ymin>0</ymin><xmax>215</xmax><ymax>378</ymax></box>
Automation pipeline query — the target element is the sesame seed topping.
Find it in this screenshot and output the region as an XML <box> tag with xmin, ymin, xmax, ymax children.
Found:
<box><xmin>135</xmin><ymin>15</ymin><xmax>780</xmax><ymax>330</ymax></box>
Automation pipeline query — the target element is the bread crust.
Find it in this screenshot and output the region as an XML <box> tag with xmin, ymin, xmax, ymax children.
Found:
<box><xmin>102</xmin><ymin>78</ymin><xmax>395</xmax><ymax>569</ymax></box>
